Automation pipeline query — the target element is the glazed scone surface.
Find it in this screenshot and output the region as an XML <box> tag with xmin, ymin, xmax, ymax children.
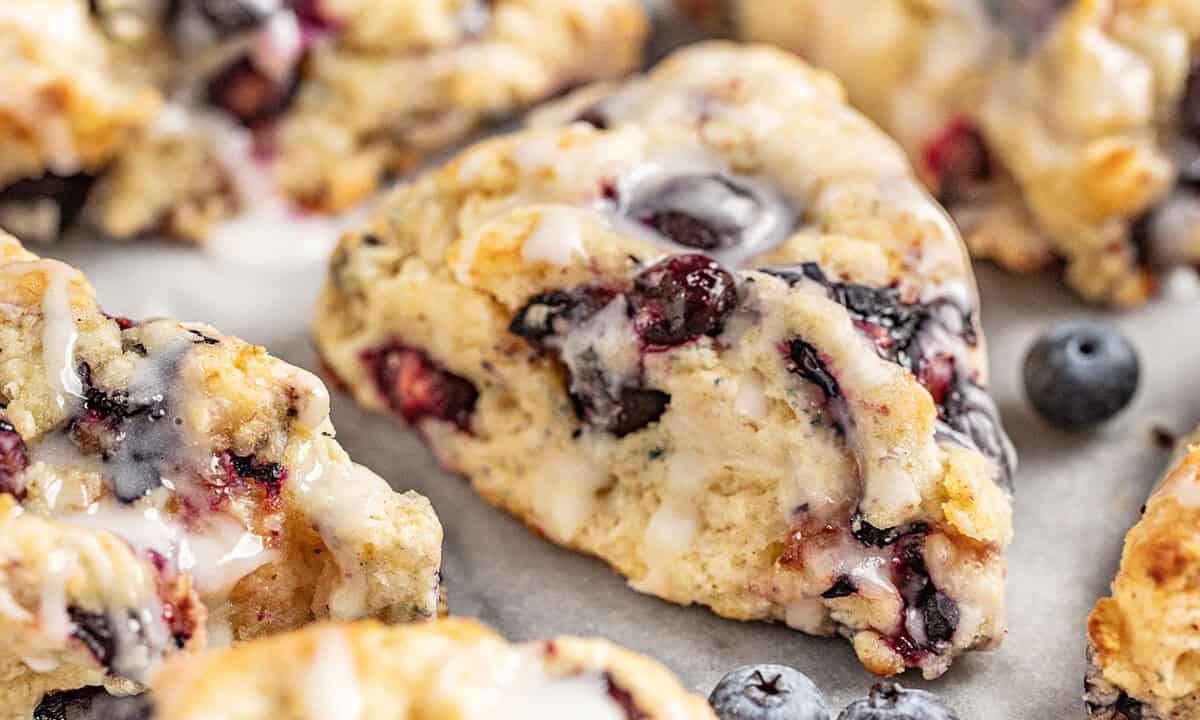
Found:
<box><xmin>0</xmin><ymin>232</ymin><xmax>443</xmax><ymax>719</ymax></box>
<box><xmin>315</xmin><ymin>43</ymin><xmax>1015</xmax><ymax>679</ymax></box>
<box><xmin>702</xmin><ymin>0</ymin><xmax>1200</xmax><ymax>305</ymax></box>
<box><xmin>64</xmin><ymin>618</ymin><xmax>715</xmax><ymax>719</ymax></box>
<box><xmin>0</xmin><ymin>0</ymin><xmax>648</xmax><ymax>242</ymax></box>
<box><xmin>1086</xmin><ymin>426</ymin><xmax>1200</xmax><ymax>720</ymax></box>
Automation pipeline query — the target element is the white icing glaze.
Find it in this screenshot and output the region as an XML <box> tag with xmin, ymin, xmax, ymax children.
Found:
<box><xmin>291</xmin><ymin>439</ymin><xmax>398</xmax><ymax>619</ymax></box>
<box><xmin>734</xmin><ymin>374</ymin><xmax>768</xmax><ymax>420</ymax></box>
<box><xmin>531</xmin><ymin>440</ymin><xmax>610</xmax><ymax>543</ymax></box>
<box><xmin>611</xmin><ymin>153</ymin><xmax>794</xmax><ymax>270</ymax></box>
<box><xmin>252</xmin><ymin>9</ymin><xmax>303</xmax><ymax>82</ymax></box>
<box><xmin>496</xmin><ymin>673</ymin><xmax>626</xmax><ymax>720</ymax></box>
<box><xmin>635</xmin><ymin>452</ymin><xmax>707</xmax><ymax>594</ymax></box>
<box><xmin>28</xmin><ymin>260</ymin><xmax>84</xmax><ymax>412</ymax></box>
<box><xmin>63</xmin><ymin>499</ymin><xmax>279</xmax><ymax>598</ymax></box>
<box><xmin>557</xmin><ymin>298</ymin><xmax>641</xmax><ymax>427</ymax></box>
<box><xmin>271</xmin><ymin>363</ymin><xmax>332</xmax><ymax>430</ymax></box>
<box><xmin>523</xmin><ymin>208</ymin><xmax>585</xmax><ymax>266</ymax></box>
<box><xmin>304</xmin><ymin>628</ymin><xmax>363</xmax><ymax>720</ymax></box>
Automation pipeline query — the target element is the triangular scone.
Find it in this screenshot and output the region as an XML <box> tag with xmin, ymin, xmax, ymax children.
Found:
<box><xmin>314</xmin><ymin>43</ymin><xmax>1015</xmax><ymax>678</ymax></box>
<box><xmin>679</xmin><ymin>0</ymin><xmax>1199</xmax><ymax>305</ymax></box>
<box><xmin>53</xmin><ymin>618</ymin><xmax>714</xmax><ymax>719</ymax></box>
<box><xmin>0</xmin><ymin>0</ymin><xmax>647</xmax><ymax>242</ymax></box>
<box><xmin>1087</xmin><ymin>430</ymin><xmax>1200</xmax><ymax>719</ymax></box>
<box><xmin>0</xmin><ymin>233</ymin><xmax>443</xmax><ymax>718</ymax></box>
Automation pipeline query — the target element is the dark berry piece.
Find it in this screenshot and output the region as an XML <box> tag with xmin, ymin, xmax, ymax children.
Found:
<box><xmin>0</xmin><ymin>415</ymin><xmax>29</xmax><ymax>498</ymax></box>
<box><xmin>922</xmin><ymin>117</ymin><xmax>991</xmax><ymax>204</ymax></box>
<box><xmin>627</xmin><ymin>174</ymin><xmax>763</xmax><ymax>250</ymax></box>
<box><xmin>918</xmin><ymin>590</ymin><xmax>960</xmax><ymax>646</ymax></box>
<box><xmin>1112</xmin><ymin>692</ymin><xmax>1146</xmax><ymax>720</ymax></box>
<box><xmin>606</xmin><ymin>674</ymin><xmax>649</xmax><ymax>720</ymax></box>
<box><xmin>0</xmin><ymin>173</ymin><xmax>95</xmax><ymax>239</ymax></box>
<box><xmin>35</xmin><ymin>689</ymin><xmax>154</xmax><ymax>720</ymax></box>
<box><xmin>850</xmin><ymin>514</ymin><xmax>926</xmax><ymax>548</ymax></box>
<box><xmin>627</xmin><ymin>255</ymin><xmax>738</xmax><ymax>347</ymax></box>
<box><xmin>576</xmin><ymin>103</ymin><xmax>610</xmax><ymax>130</ymax></box>
<box><xmin>837</xmin><ymin>683</ymin><xmax>959</xmax><ymax>720</ymax></box>
<box><xmin>821</xmin><ymin>575</ymin><xmax>856</xmax><ymax>599</ymax></box>
<box><xmin>69</xmin><ymin>608</ymin><xmax>117</xmax><ymax>667</ymax></box>
<box><xmin>361</xmin><ymin>343</ymin><xmax>478</xmax><ymax>432</ymax></box>
<box><xmin>206</xmin><ymin>57</ymin><xmax>296</xmax><ymax>127</ymax></box>
<box><xmin>708</xmin><ymin>665</ymin><xmax>831</xmax><ymax>720</ymax></box>
<box><xmin>785</xmin><ymin>340</ymin><xmax>840</xmax><ymax>400</ymax></box>
<box><xmin>1023</xmin><ymin>321</ymin><xmax>1139</xmax><ymax>429</ymax></box>
<box><xmin>222</xmin><ymin>451</ymin><xmax>286</xmax><ymax>485</ymax></box>
<box><xmin>609</xmin><ymin>387</ymin><xmax>670</xmax><ymax>438</ymax></box>
<box><xmin>71</xmin><ymin>363</ymin><xmax>176</xmax><ymax>503</ymax></box>
<box><xmin>891</xmin><ymin>535</ymin><xmax>959</xmax><ymax>653</ymax></box>
<box><xmin>509</xmin><ymin>287</ymin><xmax>616</xmax><ymax>346</ymax></box>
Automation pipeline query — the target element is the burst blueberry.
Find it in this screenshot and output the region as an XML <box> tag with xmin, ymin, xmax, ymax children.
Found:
<box><xmin>628</xmin><ymin>254</ymin><xmax>738</xmax><ymax>347</ymax></box>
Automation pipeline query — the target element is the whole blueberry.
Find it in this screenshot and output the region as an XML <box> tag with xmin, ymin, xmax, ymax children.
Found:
<box><xmin>708</xmin><ymin>665</ymin><xmax>830</xmax><ymax>720</ymax></box>
<box><xmin>1022</xmin><ymin>320</ymin><xmax>1139</xmax><ymax>429</ymax></box>
<box><xmin>837</xmin><ymin>683</ymin><xmax>958</xmax><ymax>720</ymax></box>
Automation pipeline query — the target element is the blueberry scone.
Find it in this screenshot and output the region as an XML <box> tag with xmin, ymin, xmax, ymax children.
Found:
<box><xmin>1086</xmin><ymin>427</ymin><xmax>1200</xmax><ymax>719</ymax></box>
<box><xmin>0</xmin><ymin>0</ymin><xmax>648</xmax><ymax>243</ymax></box>
<box><xmin>0</xmin><ymin>232</ymin><xmax>443</xmax><ymax>719</ymax></box>
<box><xmin>683</xmin><ymin>0</ymin><xmax>1200</xmax><ymax>305</ymax></box>
<box><xmin>44</xmin><ymin>618</ymin><xmax>716</xmax><ymax>719</ymax></box>
<box><xmin>314</xmin><ymin>43</ymin><xmax>1016</xmax><ymax>678</ymax></box>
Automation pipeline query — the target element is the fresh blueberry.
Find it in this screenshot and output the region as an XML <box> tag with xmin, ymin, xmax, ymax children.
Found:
<box><xmin>1023</xmin><ymin>321</ymin><xmax>1139</xmax><ymax>429</ymax></box>
<box><xmin>0</xmin><ymin>415</ymin><xmax>28</xmax><ymax>498</ymax></box>
<box><xmin>627</xmin><ymin>255</ymin><xmax>738</xmax><ymax>347</ymax></box>
<box><xmin>837</xmin><ymin>683</ymin><xmax>958</xmax><ymax>720</ymax></box>
<box><xmin>708</xmin><ymin>665</ymin><xmax>831</xmax><ymax>720</ymax></box>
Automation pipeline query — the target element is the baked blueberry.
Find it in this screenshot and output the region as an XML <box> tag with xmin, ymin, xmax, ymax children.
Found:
<box><xmin>626</xmin><ymin>174</ymin><xmax>764</xmax><ymax>251</ymax></box>
<box><xmin>1023</xmin><ymin>321</ymin><xmax>1139</xmax><ymax>429</ymax></box>
<box><xmin>922</xmin><ymin>117</ymin><xmax>991</xmax><ymax>204</ymax></box>
<box><xmin>837</xmin><ymin>683</ymin><xmax>958</xmax><ymax>720</ymax></box>
<box><xmin>628</xmin><ymin>255</ymin><xmax>738</xmax><ymax>347</ymax></box>
<box><xmin>709</xmin><ymin>665</ymin><xmax>830</xmax><ymax>720</ymax></box>
<box><xmin>0</xmin><ymin>415</ymin><xmax>28</xmax><ymax>498</ymax></box>
<box><xmin>361</xmin><ymin>342</ymin><xmax>479</xmax><ymax>432</ymax></box>
<box><xmin>206</xmin><ymin>57</ymin><xmax>297</xmax><ymax>126</ymax></box>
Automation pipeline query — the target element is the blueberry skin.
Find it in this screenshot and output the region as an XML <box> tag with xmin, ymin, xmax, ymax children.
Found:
<box><xmin>1022</xmin><ymin>320</ymin><xmax>1139</xmax><ymax>429</ymax></box>
<box><xmin>837</xmin><ymin>683</ymin><xmax>959</xmax><ymax>720</ymax></box>
<box><xmin>708</xmin><ymin>665</ymin><xmax>830</xmax><ymax>720</ymax></box>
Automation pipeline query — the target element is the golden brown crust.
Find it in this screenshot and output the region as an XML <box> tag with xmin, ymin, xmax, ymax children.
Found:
<box><xmin>146</xmin><ymin>619</ymin><xmax>716</xmax><ymax>720</ymax></box>
<box><xmin>1088</xmin><ymin>433</ymin><xmax>1200</xmax><ymax>717</ymax></box>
